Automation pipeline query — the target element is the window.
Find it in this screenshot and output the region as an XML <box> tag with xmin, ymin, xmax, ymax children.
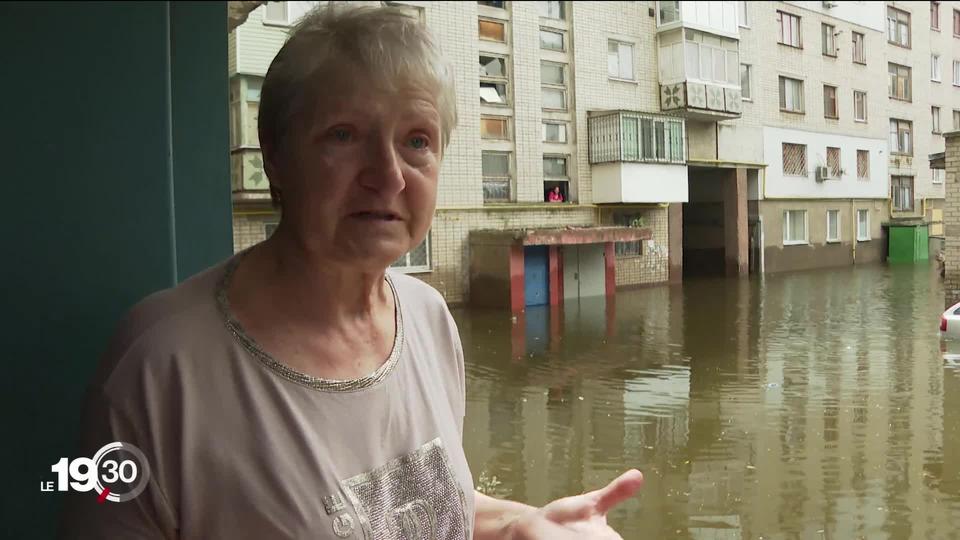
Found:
<box><xmin>608</xmin><ymin>40</ymin><xmax>635</xmax><ymax>80</ymax></box>
<box><xmin>543</xmin><ymin>122</ymin><xmax>567</xmax><ymax>143</ymax></box>
<box><xmin>889</xmin><ymin>119</ymin><xmax>913</xmax><ymax>155</ymax></box>
<box><xmin>543</xmin><ymin>156</ymin><xmax>567</xmax><ymax>178</ymax></box>
<box><xmin>482</xmin><ymin>151</ymin><xmax>511</xmax><ymax>202</ymax></box>
<box><xmin>852</xmin><ymin>32</ymin><xmax>866</xmax><ymax>64</ymax></box>
<box><xmin>479</xmin><ymin>55</ymin><xmax>509</xmax><ymax>105</ymax></box>
<box><xmin>826</xmin><ymin>210</ymin><xmax>841</xmax><ymax>243</ymax></box>
<box><xmin>779</xmin><ymin>76</ymin><xmax>804</xmax><ymax>113</ymax></box>
<box><xmin>613</xmin><ymin>114</ymin><xmax>684</xmax><ymax>163</ymax></box>
<box><xmin>684</xmin><ymin>32</ymin><xmax>739</xmax><ymax>85</ymax></box>
<box><xmin>777</xmin><ymin>11</ymin><xmax>802</xmax><ymax>47</ymax></box>
<box><xmin>782</xmin><ymin>143</ymin><xmax>807</xmax><ymax>176</ymax></box>
<box><xmin>857</xmin><ymin>209</ymin><xmax>870</xmax><ymax>241</ymax></box>
<box><xmin>933</xmin><ymin>106</ymin><xmax>942</xmax><ymax>133</ymax></box>
<box><xmin>740</xmin><ymin>64</ymin><xmax>752</xmax><ymax>100</ymax></box>
<box><xmin>737</xmin><ymin>1</ymin><xmax>748</xmax><ymax>27</ymax></box>
<box><xmin>540</xmin><ymin>29</ymin><xmax>564</xmax><ymax>51</ymax></box>
<box><xmin>479</xmin><ymin>19</ymin><xmax>505</xmax><ymax>42</ymax></box>
<box><xmin>481</xmin><ymin>116</ymin><xmax>509</xmax><ymax>139</ymax></box>
<box><xmin>541</xmin><ymin>61</ymin><xmax>567</xmax><ymax>110</ymax></box>
<box><xmin>934</xmin><ymin>169</ymin><xmax>945</xmax><ymax>184</ymax></box>
<box><xmin>823</xmin><ymin>85</ymin><xmax>838</xmax><ymax>118</ymax></box>
<box><xmin>659</xmin><ymin>1</ymin><xmax>680</xmax><ymax>25</ymax></box>
<box><xmin>857</xmin><ymin>149</ymin><xmax>869</xmax><ymax>180</ymax></box>
<box><xmin>783</xmin><ymin>210</ymin><xmax>808</xmax><ymax>245</ymax></box>
<box><xmin>888</xmin><ymin>63</ymin><xmax>911</xmax><ymax>101</ymax></box>
<box><xmin>854</xmin><ymin>90</ymin><xmax>867</xmax><ymax>122</ymax></box>
<box><xmin>391</xmin><ymin>236</ymin><xmax>430</xmax><ymax>273</ymax></box>
<box><xmin>539</xmin><ymin>1</ymin><xmax>564</xmax><ymax>20</ymax></box>
<box><xmin>263</xmin><ymin>2</ymin><xmax>289</xmax><ymax>24</ymax></box>
<box><xmin>955</xmin><ymin>9</ymin><xmax>960</xmax><ymax>36</ymax></box>
<box><xmin>954</xmin><ymin>60</ymin><xmax>960</xmax><ymax>86</ymax></box>
<box><xmin>827</xmin><ymin>147</ymin><xmax>841</xmax><ymax>178</ymax></box>
<box><xmin>932</xmin><ymin>54</ymin><xmax>942</xmax><ymax>81</ymax></box>
<box><xmin>478</xmin><ymin>0</ymin><xmax>504</xmax><ymax>7</ymax></box>
<box><xmin>955</xmin><ymin>109</ymin><xmax>960</xmax><ymax>130</ymax></box>
<box><xmin>822</xmin><ymin>23</ymin><xmax>836</xmax><ymax>56</ymax></box>
<box><xmin>932</xmin><ymin>1</ymin><xmax>940</xmax><ymax>30</ymax></box>
<box><xmin>887</xmin><ymin>6</ymin><xmax>911</xmax><ymax>47</ymax></box>
<box><xmin>892</xmin><ymin>176</ymin><xmax>914</xmax><ymax>212</ymax></box>
<box><xmin>612</xmin><ymin>213</ymin><xmax>643</xmax><ymax>256</ymax></box>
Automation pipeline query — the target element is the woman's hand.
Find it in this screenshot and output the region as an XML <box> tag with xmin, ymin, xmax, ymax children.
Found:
<box><xmin>502</xmin><ymin>469</ymin><xmax>644</xmax><ymax>539</ymax></box>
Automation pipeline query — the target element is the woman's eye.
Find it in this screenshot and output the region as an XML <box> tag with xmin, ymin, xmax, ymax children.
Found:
<box><xmin>330</xmin><ymin>128</ymin><xmax>352</xmax><ymax>142</ymax></box>
<box><xmin>409</xmin><ymin>135</ymin><xmax>429</xmax><ymax>150</ymax></box>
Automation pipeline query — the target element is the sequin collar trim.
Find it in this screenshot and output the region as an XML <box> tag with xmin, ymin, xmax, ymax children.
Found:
<box><xmin>215</xmin><ymin>250</ymin><xmax>404</xmax><ymax>393</ymax></box>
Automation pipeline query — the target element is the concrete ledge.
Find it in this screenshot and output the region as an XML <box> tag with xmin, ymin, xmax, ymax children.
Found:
<box><xmin>470</xmin><ymin>226</ymin><xmax>652</xmax><ymax>246</ymax></box>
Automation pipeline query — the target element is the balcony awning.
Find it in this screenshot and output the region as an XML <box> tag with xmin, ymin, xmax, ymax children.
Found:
<box><xmin>470</xmin><ymin>226</ymin><xmax>651</xmax><ymax>247</ymax></box>
<box><xmin>930</xmin><ymin>152</ymin><xmax>945</xmax><ymax>170</ymax></box>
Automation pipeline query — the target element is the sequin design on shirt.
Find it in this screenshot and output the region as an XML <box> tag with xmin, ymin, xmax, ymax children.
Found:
<box><xmin>340</xmin><ymin>437</ymin><xmax>469</xmax><ymax>540</ymax></box>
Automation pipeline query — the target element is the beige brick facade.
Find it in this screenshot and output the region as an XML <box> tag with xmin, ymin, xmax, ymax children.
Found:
<box><xmin>944</xmin><ymin>131</ymin><xmax>960</xmax><ymax>305</ymax></box>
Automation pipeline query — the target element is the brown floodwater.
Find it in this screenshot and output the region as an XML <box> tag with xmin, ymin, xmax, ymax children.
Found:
<box><xmin>455</xmin><ymin>262</ymin><xmax>960</xmax><ymax>539</ymax></box>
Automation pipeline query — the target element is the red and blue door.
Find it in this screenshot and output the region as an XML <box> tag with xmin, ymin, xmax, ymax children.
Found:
<box><xmin>524</xmin><ymin>245</ymin><xmax>549</xmax><ymax>307</ymax></box>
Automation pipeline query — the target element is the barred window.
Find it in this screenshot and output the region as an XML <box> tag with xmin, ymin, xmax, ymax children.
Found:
<box><xmin>782</xmin><ymin>143</ymin><xmax>807</xmax><ymax>176</ymax></box>
<box><xmin>826</xmin><ymin>147</ymin><xmax>840</xmax><ymax>178</ymax></box>
<box><xmin>857</xmin><ymin>150</ymin><xmax>869</xmax><ymax>180</ymax></box>
<box><xmin>613</xmin><ymin>213</ymin><xmax>643</xmax><ymax>257</ymax></box>
<box><xmin>391</xmin><ymin>235</ymin><xmax>430</xmax><ymax>272</ymax></box>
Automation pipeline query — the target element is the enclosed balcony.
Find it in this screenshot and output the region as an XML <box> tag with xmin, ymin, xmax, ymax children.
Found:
<box><xmin>655</xmin><ymin>1</ymin><xmax>742</xmax><ymax>120</ymax></box>
<box><xmin>587</xmin><ymin>111</ymin><xmax>688</xmax><ymax>204</ymax></box>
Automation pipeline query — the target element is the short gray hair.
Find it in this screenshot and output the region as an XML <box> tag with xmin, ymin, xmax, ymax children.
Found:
<box><xmin>258</xmin><ymin>3</ymin><xmax>458</xmax><ymax>208</ymax></box>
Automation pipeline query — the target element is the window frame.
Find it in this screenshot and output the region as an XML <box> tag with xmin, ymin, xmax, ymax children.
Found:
<box><xmin>539</xmin><ymin>28</ymin><xmax>565</xmax><ymax>51</ymax></box>
<box><xmin>541</xmin><ymin>60</ymin><xmax>568</xmax><ymax>111</ymax></box>
<box><xmin>782</xmin><ymin>142</ymin><xmax>808</xmax><ymax>177</ymax></box>
<box><xmin>886</xmin><ymin>6</ymin><xmax>911</xmax><ymax>48</ymax></box>
<box><xmin>888</xmin><ymin>62</ymin><xmax>912</xmax><ymax>102</ymax></box>
<box><xmin>478</xmin><ymin>18</ymin><xmax>507</xmax><ymax>43</ymax></box>
<box><xmin>826</xmin><ymin>146</ymin><xmax>841</xmax><ymax>178</ymax></box>
<box><xmin>479</xmin><ymin>54</ymin><xmax>511</xmax><ymax>107</ymax></box>
<box><xmin>856</xmin><ymin>149</ymin><xmax>870</xmax><ymax>181</ymax></box>
<box><xmin>891</xmin><ymin>175</ymin><xmax>915</xmax><ymax>212</ymax></box>
<box><xmin>539</xmin><ymin>1</ymin><xmax>565</xmax><ymax>20</ymax></box>
<box><xmin>737</xmin><ymin>1</ymin><xmax>749</xmax><ymax>28</ymax></box>
<box><xmin>954</xmin><ymin>109</ymin><xmax>960</xmax><ymax>130</ymax></box>
<box><xmin>740</xmin><ymin>64</ymin><xmax>753</xmax><ymax>101</ymax></box>
<box><xmin>542</xmin><ymin>121</ymin><xmax>568</xmax><ymax>143</ymax></box>
<box><xmin>779</xmin><ymin>76</ymin><xmax>805</xmax><ymax>113</ymax></box>
<box><xmin>777</xmin><ymin>11</ymin><xmax>802</xmax><ymax>48</ymax></box>
<box><xmin>262</xmin><ymin>2</ymin><xmax>290</xmax><ymax>26</ymax></box>
<box><xmin>783</xmin><ymin>210</ymin><xmax>809</xmax><ymax>246</ymax></box>
<box><xmin>932</xmin><ymin>106</ymin><xmax>942</xmax><ymax>134</ymax></box>
<box><xmin>933</xmin><ymin>168</ymin><xmax>945</xmax><ymax>185</ymax></box>
<box><xmin>931</xmin><ymin>1</ymin><xmax>940</xmax><ymax>30</ymax></box>
<box><xmin>542</xmin><ymin>154</ymin><xmax>569</xmax><ymax>180</ymax></box>
<box><xmin>852</xmin><ymin>31</ymin><xmax>866</xmax><ymax>64</ymax></box>
<box><xmin>953</xmin><ymin>59</ymin><xmax>960</xmax><ymax>86</ymax></box>
<box><xmin>932</xmin><ymin>54</ymin><xmax>942</xmax><ymax>82</ymax></box>
<box><xmin>607</xmin><ymin>39</ymin><xmax>636</xmax><ymax>81</ymax></box>
<box><xmin>480</xmin><ymin>116</ymin><xmax>510</xmax><ymax>140</ymax></box>
<box><xmin>481</xmin><ymin>150</ymin><xmax>512</xmax><ymax>202</ymax></box>
<box><xmin>390</xmin><ymin>235</ymin><xmax>431</xmax><ymax>273</ymax></box>
<box><xmin>856</xmin><ymin>209</ymin><xmax>871</xmax><ymax>241</ymax></box>
<box><xmin>822</xmin><ymin>23</ymin><xmax>837</xmax><ymax>57</ymax></box>
<box><xmin>823</xmin><ymin>84</ymin><xmax>838</xmax><ymax>119</ymax></box>
<box><xmin>612</xmin><ymin>212</ymin><xmax>644</xmax><ymax>257</ymax></box>
<box><xmin>826</xmin><ymin>209</ymin><xmax>841</xmax><ymax>243</ymax></box>
<box><xmin>954</xmin><ymin>9</ymin><xmax>960</xmax><ymax>37</ymax></box>
<box><xmin>889</xmin><ymin>118</ymin><xmax>913</xmax><ymax>156</ymax></box>
<box><xmin>853</xmin><ymin>90</ymin><xmax>868</xmax><ymax>122</ymax></box>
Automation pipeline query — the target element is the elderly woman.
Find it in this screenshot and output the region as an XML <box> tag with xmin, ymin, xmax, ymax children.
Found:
<box><xmin>60</xmin><ymin>5</ymin><xmax>641</xmax><ymax>539</ymax></box>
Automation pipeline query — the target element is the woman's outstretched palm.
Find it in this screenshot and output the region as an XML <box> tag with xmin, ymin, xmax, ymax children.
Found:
<box><xmin>507</xmin><ymin>469</ymin><xmax>644</xmax><ymax>539</ymax></box>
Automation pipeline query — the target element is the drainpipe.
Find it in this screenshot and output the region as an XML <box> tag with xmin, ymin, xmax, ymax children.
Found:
<box><xmin>851</xmin><ymin>199</ymin><xmax>857</xmax><ymax>265</ymax></box>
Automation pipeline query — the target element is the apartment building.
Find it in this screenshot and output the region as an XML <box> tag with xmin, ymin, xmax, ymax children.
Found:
<box><xmin>229</xmin><ymin>1</ymin><xmax>960</xmax><ymax>305</ymax></box>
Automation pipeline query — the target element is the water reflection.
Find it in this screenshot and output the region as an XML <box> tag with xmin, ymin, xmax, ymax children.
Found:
<box><xmin>456</xmin><ymin>263</ymin><xmax>960</xmax><ymax>539</ymax></box>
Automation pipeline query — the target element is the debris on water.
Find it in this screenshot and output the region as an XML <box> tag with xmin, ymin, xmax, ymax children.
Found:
<box><xmin>766</xmin><ymin>382</ymin><xmax>781</xmax><ymax>389</ymax></box>
<box><xmin>578</xmin><ymin>396</ymin><xmax>584</xmax><ymax>401</ymax></box>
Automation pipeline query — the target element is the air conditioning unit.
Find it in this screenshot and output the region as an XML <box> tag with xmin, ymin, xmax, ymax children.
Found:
<box><xmin>815</xmin><ymin>166</ymin><xmax>830</xmax><ymax>182</ymax></box>
<box><xmin>822</xmin><ymin>1</ymin><xmax>838</xmax><ymax>8</ymax></box>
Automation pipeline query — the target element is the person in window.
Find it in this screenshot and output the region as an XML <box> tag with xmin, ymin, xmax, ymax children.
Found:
<box><xmin>59</xmin><ymin>4</ymin><xmax>641</xmax><ymax>540</ymax></box>
<box><xmin>548</xmin><ymin>185</ymin><xmax>564</xmax><ymax>202</ymax></box>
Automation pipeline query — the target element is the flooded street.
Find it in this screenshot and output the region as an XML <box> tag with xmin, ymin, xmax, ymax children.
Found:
<box><xmin>455</xmin><ymin>263</ymin><xmax>960</xmax><ymax>539</ymax></box>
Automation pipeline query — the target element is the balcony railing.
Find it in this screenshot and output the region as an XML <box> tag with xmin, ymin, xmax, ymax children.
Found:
<box><xmin>588</xmin><ymin>111</ymin><xmax>686</xmax><ymax>165</ymax></box>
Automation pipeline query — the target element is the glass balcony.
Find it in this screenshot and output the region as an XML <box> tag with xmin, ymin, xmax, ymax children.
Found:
<box><xmin>658</xmin><ymin>27</ymin><xmax>742</xmax><ymax>119</ymax></box>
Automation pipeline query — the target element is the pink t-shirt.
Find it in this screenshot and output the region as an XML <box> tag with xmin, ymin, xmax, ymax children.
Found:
<box><xmin>59</xmin><ymin>251</ymin><xmax>475</xmax><ymax>539</ymax></box>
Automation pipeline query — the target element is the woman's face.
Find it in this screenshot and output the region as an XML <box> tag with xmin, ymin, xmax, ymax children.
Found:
<box><xmin>272</xmin><ymin>72</ymin><xmax>442</xmax><ymax>272</ymax></box>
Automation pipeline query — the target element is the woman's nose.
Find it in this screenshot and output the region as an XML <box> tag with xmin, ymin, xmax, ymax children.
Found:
<box><xmin>360</xmin><ymin>134</ymin><xmax>406</xmax><ymax>194</ymax></box>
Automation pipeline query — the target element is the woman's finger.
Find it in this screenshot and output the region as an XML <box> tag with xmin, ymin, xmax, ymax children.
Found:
<box><xmin>592</xmin><ymin>469</ymin><xmax>644</xmax><ymax>515</ymax></box>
